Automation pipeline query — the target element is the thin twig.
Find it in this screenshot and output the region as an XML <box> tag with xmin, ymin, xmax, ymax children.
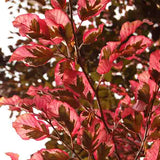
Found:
<box><xmin>78</xmin><ymin>42</ymin><xmax>84</xmax><ymax>50</ymax></box>
<box><xmin>50</xmin><ymin>39</ymin><xmax>73</xmax><ymax>60</ymax></box>
<box><xmin>68</xmin><ymin>1</ymin><xmax>122</xmax><ymax>159</ymax></box>
<box><xmin>68</xmin><ymin>0</ymin><xmax>110</xmax><ymax>134</ymax></box>
<box><xmin>48</xmin><ymin>119</ymin><xmax>82</xmax><ymax>160</ymax></box>
<box><xmin>134</xmin><ymin>86</ymin><xmax>159</xmax><ymax>160</ymax></box>
<box><xmin>95</xmin><ymin>74</ymin><xmax>104</xmax><ymax>91</ymax></box>
<box><xmin>43</xmin><ymin>111</ymin><xmax>82</xmax><ymax>160</ymax></box>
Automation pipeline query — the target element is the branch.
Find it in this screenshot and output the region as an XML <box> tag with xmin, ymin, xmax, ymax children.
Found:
<box><xmin>68</xmin><ymin>2</ymin><xmax>122</xmax><ymax>159</ymax></box>
<box><xmin>68</xmin><ymin>0</ymin><xmax>110</xmax><ymax>134</ymax></box>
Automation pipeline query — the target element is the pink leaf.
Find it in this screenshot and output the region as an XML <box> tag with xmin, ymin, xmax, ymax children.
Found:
<box><xmin>47</xmin><ymin>100</ymin><xmax>80</xmax><ymax>136</ymax></box>
<box><xmin>77</xmin><ymin>118</ymin><xmax>108</xmax><ymax>152</ymax></box>
<box><xmin>97</xmin><ymin>41</ymin><xmax>120</xmax><ymax>74</ymax></box>
<box><xmin>138</xmin><ymin>71</ymin><xmax>150</xmax><ymax>83</ymax></box>
<box><xmin>0</xmin><ymin>95</ymin><xmax>22</xmax><ymax>112</ymax></box>
<box><xmin>45</xmin><ymin>9</ymin><xmax>69</xmax><ymax>27</ymax></box>
<box><xmin>27</xmin><ymin>85</ymin><xmax>50</xmax><ymax>96</ymax></box>
<box><xmin>132</xmin><ymin>100</ymin><xmax>147</xmax><ymax>112</ymax></box>
<box><xmin>144</xmin><ymin>140</ymin><xmax>160</xmax><ymax>160</ymax></box>
<box><xmin>63</xmin><ymin>69</ymin><xmax>95</xmax><ymax>99</ymax></box>
<box><xmin>78</xmin><ymin>0</ymin><xmax>110</xmax><ymax>20</ymax></box>
<box><xmin>120</xmin><ymin>19</ymin><xmax>153</xmax><ymax>42</ymax></box>
<box><xmin>0</xmin><ymin>95</ymin><xmax>33</xmax><ymax>112</ymax></box>
<box><xmin>55</xmin><ymin>58</ymin><xmax>75</xmax><ymax>86</ymax></box>
<box><xmin>138</xmin><ymin>71</ymin><xmax>157</xmax><ymax>101</ymax></box>
<box><xmin>115</xmin><ymin>95</ymin><xmax>131</xmax><ymax>119</ymax></box>
<box><xmin>9</xmin><ymin>44</ymin><xmax>53</xmax><ymax>66</ymax></box>
<box><xmin>149</xmin><ymin>50</ymin><xmax>160</xmax><ymax>73</ymax></box>
<box><xmin>45</xmin><ymin>9</ymin><xmax>72</xmax><ymax>43</ymax></box>
<box><xmin>13</xmin><ymin>113</ymin><xmax>49</xmax><ymax>140</ymax></box>
<box><xmin>6</xmin><ymin>152</ymin><xmax>19</xmax><ymax>160</ymax></box>
<box><xmin>129</xmin><ymin>80</ymin><xmax>139</xmax><ymax>99</ymax></box>
<box><xmin>33</xmin><ymin>95</ymin><xmax>52</xmax><ymax>111</ymax></box>
<box><xmin>121</xmin><ymin>107</ymin><xmax>134</xmax><ymax>119</ymax></box>
<box><xmin>51</xmin><ymin>0</ymin><xmax>66</xmax><ymax>9</ymax></box>
<box><xmin>106</xmin><ymin>41</ymin><xmax>121</xmax><ymax>53</ymax></box>
<box><xmin>13</xmin><ymin>14</ymin><xmax>48</xmax><ymax>37</ymax></box>
<box><xmin>9</xmin><ymin>45</ymin><xmax>35</xmax><ymax>62</ymax></box>
<box><xmin>81</xmin><ymin>72</ymin><xmax>95</xmax><ymax>99</ymax></box>
<box><xmin>97</xmin><ymin>58</ymin><xmax>112</xmax><ymax>74</ymax></box>
<box><xmin>55</xmin><ymin>59</ymin><xmax>94</xmax><ymax>99</ymax></box>
<box><xmin>30</xmin><ymin>148</ymin><xmax>69</xmax><ymax>160</ymax></box>
<box><xmin>0</xmin><ymin>95</ymin><xmax>21</xmax><ymax>106</ymax></box>
<box><xmin>83</xmin><ymin>24</ymin><xmax>104</xmax><ymax>44</ymax></box>
<box><xmin>120</xmin><ymin>35</ymin><xmax>152</xmax><ymax>56</ymax></box>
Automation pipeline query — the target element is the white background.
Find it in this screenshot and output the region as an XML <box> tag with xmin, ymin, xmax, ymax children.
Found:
<box><xmin>0</xmin><ymin>1</ymin><xmax>47</xmax><ymax>160</ymax></box>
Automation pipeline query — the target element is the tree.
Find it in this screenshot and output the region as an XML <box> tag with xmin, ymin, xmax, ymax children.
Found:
<box><xmin>1</xmin><ymin>0</ymin><xmax>160</xmax><ymax>159</ymax></box>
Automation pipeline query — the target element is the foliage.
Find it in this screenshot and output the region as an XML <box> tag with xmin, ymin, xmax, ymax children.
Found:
<box><xmin>1</xmin><ymin>0</ymin><xmax>160</xmax><ymax>159</ymax></box>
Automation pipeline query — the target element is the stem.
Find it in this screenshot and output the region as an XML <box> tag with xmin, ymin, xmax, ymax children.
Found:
<box><xmin>50</xmin><ymin>39</ymin><xmax>73</xmax><ymax>60</ymax></box>
<box><xmin>45</xmin><ymin>113</ymin><xmax>82</xmax><ymax>160</ymax></box>
<box><xmin>134</xmin><ymin>86</ymin><xmax>159</xmax><ymax>160</ymax></box>
<box><xmin>68</xmin><ymin>0</ymin><xmax>110</xmax><ymax>134</ymax></box>
<box><xmin>112</xmin><ymin>132</ymin><xmax>122</xmax><ymax>160</ymax></box>
<box><xmin>50</xmin><ymin>121</ymin><xmax>82</xmax><ymax>160</ymax></box>
<box><xmin>68</xmin><ymin>1</ymin><xmax>121</xmax><ymax>159</ymax></box>
<box><xmin>95</xmin><ymin>74</ymin><xmax>104</xmax><ymax>91</ymax></box>
<box><xmin>78</xmin><ymin>42</ymin><xmax>84</xmax><ymax>50</ymax></box>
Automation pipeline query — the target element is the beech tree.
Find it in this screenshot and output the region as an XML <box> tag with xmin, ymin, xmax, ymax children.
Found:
<box><xmin>1</xmin><ymin>0</ymin><xmax>160</xmax><ymax>159</ymax></box>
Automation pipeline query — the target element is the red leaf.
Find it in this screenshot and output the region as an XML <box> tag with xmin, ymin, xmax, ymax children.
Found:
<box><xmin>120</xmin><ymin>19</ymin><xmax>153</xmax><ymax>42</ymax></box>
<box><xmin>130</xmin><ymin>72</ymin><xmax>157</xmax><ymax>112</ymax></box>
<box><xmin>129</xmin><ymin>80</ymin><xmax>139</xmax><ymax>99</ymax></box>
<box><xmin>81</xmin><ymin>72</ymin><xmax>95</xmax><ymax>99</ymax></box>
<box><xmin>55</xmin><ymin>58</ymin><xmax>75</xmax><ymax>86</ymax></box>
<box><xmin>6</xmin><ymin>152</ymin><xmax>19</xmax><ymax>160</ymax></box>
<box><xmin>9</xmin><ymin>45</ymin><xmax>35</xmax><ymax>62</ymax></box>
<box><xmin>9</xmin><ymin>44</ymin><xmax>53</xmax><ymax>66</ymax></box>
<box><xmin>138</xmin><ymin>71</ymin><xmax>157</xmax><ymax>101</ymax></box>
<box><xmin>0</xmin><ymin>95</ymin><xmax>33</xmax><ymax>112</ymax></box>
<box><xmin>121</xmin><ymin>107</ymin><xmax>134</xmax><ymax>119</ymax></box>
<box><xmin>33</xmin><ymin>95</ymin><xmax>52</xmax><ymax>111</ymax></box>
<box><xmin>120</xmin><ymin>35</ymin><xmax>152</xmax><ymax>56</ymax></box>
<box><xmin>83</xmin><ymin>24</ymin><xmax>104</xmax><ymax>44</ymax></box>
<box><xmin>27</xmin><ymin>85</ymin><xmax>50</xmax><ymax>96</ymax></box>
<box><xmin>77</xmin><ymin>118</ymin><xmax>108</xmax><ymax>152</ymax></box>
<box><xmin>45</xmin><ymin>9</ymin><xmax>69</xmax><ymax>27</ymax></box>
<box><xmin>55</xmin><ymin>59</ymin><xmax>94</xmax><ymax>99</ymax></box>
<box><xmin>30</xmin><ymin>148</ymin><xmax>69</xmax><ymax>160</ymax></box>
<box><xmin>138</xmin><ymin>71</ymin><xmax>150</xmax><ymax>83</ymax></box>
<box><xmin>132</xmin><ymin>100</ymin><xmax>147</xmax><ymax>112</ymax></box>
<box><xmin>97</xmin><ymin>41</ymin><xmax>120</xmax><ymax>74</ymax></box>
<box><xmin>115</xmin><ymin>95</ymin><xmax>132</xmax><ymax>119</ymax></box>
<box><xmin>45</xmin><ymin>9</ymin><xmax>72</xmax><ymax>43</ymax></box>
<box><xmin>78</xmin><ymin>0</ymin><xmax>110</xmax><ymax>20</ymax></box>
<box><xmin>0</xmin><ymin>95</ymin><xmax>21</xmax><ymax>106</ymax></box>
<box><xmin>47</xmin><ymin>100</ymin><xmax>80</xmax><ymax>136</ymax></box>
<box><xmin>144</xmin><ymin>140</ymin><xmax>160</xmax><ymax>160</ymax></box>
<box><xmin>51</xmin><ymin>0</ymin><xmax>66</xmax><ymax>9</ymax></box>
<box><xmin>63</xmin><ymin>69</ymin><xmax>81</xmax><ymax>86</ymax></box>
<box><xmin>63</xmin><ymin>69</ymin><xmax>95</xmax><ymax>99</ymax></box>
<box><xmin>97</xmin><ymin>58</ymin><xmax>112</xmax><ymax>74</ymax></box>
<box><xmin>12</xmin><ymin>113</ymin><xmax>49</xmax><ymax>140</ymax></box>
<box><xmin>106</xmin><ymin>41</ymin><xmax>121</xmax><ymax>53</ymax></box>
<box><xmin>149</xmin><ymin>50</ymin><xmax>160</xmax><ymax>73</ymax></box>
<box><xmin>13</xmin><ymin>14</ymin><xmax>48</xmax><ymax>37</ymax></box>
<box><xmin>0</xmin><ymin>95</ymin><xmax>22</xmax><ymax>112</ymax></box>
